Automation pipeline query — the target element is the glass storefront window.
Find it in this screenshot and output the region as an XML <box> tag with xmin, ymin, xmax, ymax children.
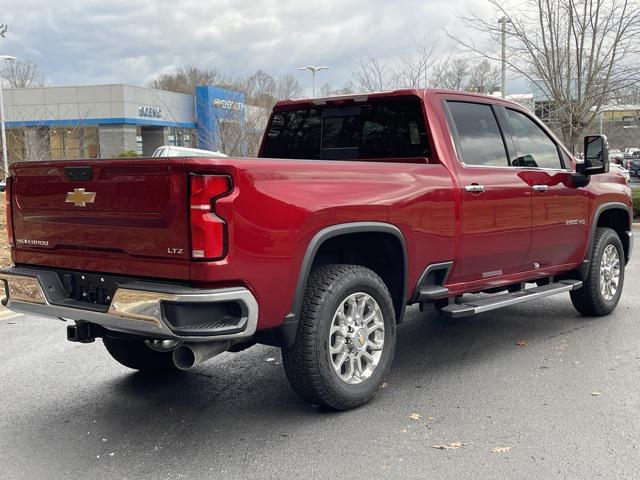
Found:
<box><xmin>50</xmin><ymin>127</ymin><xmax>99</xmax><ymax>159</ymax></box>
<box><xmin>6</xmin><ymin>129</ymin><xmax>25</xmax><ymax>165</ymax></box>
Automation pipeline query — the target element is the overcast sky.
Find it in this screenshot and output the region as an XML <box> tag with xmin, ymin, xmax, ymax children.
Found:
<box><xmin>1</xmin><ymin>0</ymin><xmax>514</xmax><ymax>94</ymax></box>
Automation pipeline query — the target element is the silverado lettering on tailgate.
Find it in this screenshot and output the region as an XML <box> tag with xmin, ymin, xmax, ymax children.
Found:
<box><xmin>16</xmin><ymin>238</ymin><xmax>49</xmax><ymax>247</ymax></box>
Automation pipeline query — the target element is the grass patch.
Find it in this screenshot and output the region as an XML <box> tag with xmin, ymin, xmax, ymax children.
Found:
<box><xmin>633</xmin><ymin>188</ymin><xmax>640</xmax><ymax>221</ymax></box>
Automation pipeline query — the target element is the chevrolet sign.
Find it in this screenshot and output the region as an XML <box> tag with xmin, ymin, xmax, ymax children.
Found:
<box><xmin>212</xmin><ymin>99</ymin><xmax>243</xmax><ymax>111</ymax></box>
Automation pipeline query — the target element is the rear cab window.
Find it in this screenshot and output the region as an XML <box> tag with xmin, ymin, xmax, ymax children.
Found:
<box><xmin>261</xmin><ymin>96</ymin><xmax>430</xmax><ymax>161</ymax></box>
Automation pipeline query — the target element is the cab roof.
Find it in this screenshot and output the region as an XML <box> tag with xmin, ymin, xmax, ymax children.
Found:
<box><xmin>273</xmin><ymin>88</ymin><xmax>520</xmax><ymax>110</ymax></box>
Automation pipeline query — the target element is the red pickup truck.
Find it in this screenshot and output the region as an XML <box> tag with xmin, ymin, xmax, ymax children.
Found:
<box><xmin>1</xmin><ymin>89</ymin><xmax>632</xmax><ymax>410</ymax></box>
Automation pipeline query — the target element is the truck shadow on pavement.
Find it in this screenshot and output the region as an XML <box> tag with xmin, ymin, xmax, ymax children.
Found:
<box><xmin>109</xmin><ymin>296</ymin><xmax>604</xmax><ymax>413</ymax></box>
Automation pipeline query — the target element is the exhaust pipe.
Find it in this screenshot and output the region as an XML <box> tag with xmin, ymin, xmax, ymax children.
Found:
<box><xmin>172</xmin><ymin>341</ymin><xmax>232</xmax><ymax>370</ymax></box>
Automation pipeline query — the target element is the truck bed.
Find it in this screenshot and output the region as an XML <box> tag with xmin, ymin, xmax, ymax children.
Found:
<box><xmin>8</xmin><ymin>154</ymin><xmax>456</xmax><ymax>329</ymax></box>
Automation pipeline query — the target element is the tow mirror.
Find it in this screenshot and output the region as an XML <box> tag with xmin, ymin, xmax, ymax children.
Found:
<box><xmin>577</xmin><ymin>134</ymin><xmax>609</xmax><ymax>175</ymax></box>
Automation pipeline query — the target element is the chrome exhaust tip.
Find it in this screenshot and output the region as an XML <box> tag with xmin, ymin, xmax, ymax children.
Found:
<box><xmin>172</xmin><ymin>341</ymin><xmax>231</xmax><ymax>370</ymax></box>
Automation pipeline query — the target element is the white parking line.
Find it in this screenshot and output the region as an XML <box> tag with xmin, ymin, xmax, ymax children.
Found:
<box><xmin>0</xmin><ymin>310</ymin><xmax>22</xmax><ymax>321</ymax></box>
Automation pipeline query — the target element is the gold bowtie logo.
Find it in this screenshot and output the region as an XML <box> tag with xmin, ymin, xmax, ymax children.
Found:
<box><xmin>66</xmin><ymin>188</ymin><xmax>96</xmax><ymax>207</ymax></box>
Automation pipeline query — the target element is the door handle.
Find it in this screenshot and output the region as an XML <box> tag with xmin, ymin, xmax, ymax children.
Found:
<box><xmin>532</xmin><ymin>184</ymin><xmax>549</xmax><ymax>192</ymax></box>
<box><xmin>464</xmin><ymin>184</ymin><xmax>485</xmax><ymax>193</ymax></box>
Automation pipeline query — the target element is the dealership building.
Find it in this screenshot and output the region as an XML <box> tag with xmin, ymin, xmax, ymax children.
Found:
<box><xmin>2</xmin><ymin>84</ymin><xmax>251</xmax><ymax>163</ymax></box>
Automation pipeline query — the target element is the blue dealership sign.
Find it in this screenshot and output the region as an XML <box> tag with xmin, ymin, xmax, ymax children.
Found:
<box><xmin>196</xmin><ymin>86</ymin><xmax>246</xmax><ymax>153</ymax></box>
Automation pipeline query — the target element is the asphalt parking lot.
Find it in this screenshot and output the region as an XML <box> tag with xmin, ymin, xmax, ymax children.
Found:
<box><xmin>1</xmin><ymin>240</ymin><xmax>640</xmax><ymax>480</ymax></box>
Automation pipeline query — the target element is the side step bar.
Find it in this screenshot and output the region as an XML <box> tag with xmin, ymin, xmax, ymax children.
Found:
<box><xmin>441</xmin><ymin>279</ymin><xmax>583</xmax><ymax>318</ymax></box>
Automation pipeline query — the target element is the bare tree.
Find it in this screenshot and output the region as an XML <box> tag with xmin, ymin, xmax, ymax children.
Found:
<box><xmin>467</xmin><ymin>59</ymin><xmax>500</xmax><ymax>93</ymax></box>
<box><xmin>151</xmin><ymin>66</ymin><xmax>304</xmax><ymax>156</ymax></box>
<box><xmin>276</xmin><ymin>74</ymin><xmax>304</xmax><ymax>100</ymax></box>
<box><xmin>0</xmin><ymin>24</ymin><xmax>7</xmax><ymax>37</ymax></box>
<box><xmin>318</xmin><ymin>81</ymin><xmax>357</xmax><ymax>96</ymax></box>
<box><xmin>1</xmin><ymin>59</ymin><xmax>47</xmax><ymax>88</ymax></box>
<box><xmin>454</xmin><ymin>0</ymin><xmax>640</xmax><ymax>150</ymax></box>
<box><xmin>610</xmin><ymin>84</ymin><xmax>640</xmax><ymax>105</ymax></box>
<box><xmin>241</xmin><ymin>70</ymin><xmax>278</xmax><ymax>109</ymax></box>
<box><xmin>396</xmin><ymin>42</ymin><xmax>437</xmax><ymax>88</ymax></box>
<box><xmin>197</xmin><ymin>99</ymin><xmax>270</xmax><ymax>158</ymax></box>
<box><xmin>149</xmin><ymin>66</ymin><xmax>228</xmax><ymax>94</ymax></box>
<box><xmin>351</xmin><ymin>54</ymin><xmax>397</xmax><ymax>92</ymax></box>
<box><xmin>430</xmin><ymin>56</ymin><xmax>471</xmax><ymax>90</ymax></box>
<box><xmin>351</xmin><ymin>43</ymin><xmax>497</xmax><ymax>93</ymax></box>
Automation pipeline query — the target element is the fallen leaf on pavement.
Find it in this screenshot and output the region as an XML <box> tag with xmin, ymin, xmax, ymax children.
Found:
<box><xmin>409</xmin><ymin>413</ymin><xmax>422</xmax><ymax>421</ymax></box>
<box><xmin>379</xmin><ymin>382</ymin><xmax>389</xmax><ymax>389</ymax></box>
<box><xmin>432</xmin><ymin>441</ymin><xmax>469</xmax><ymax>450</ymax></box>
<box><xmin>491</xmin><ymin>447</ymin><xmax>511</xmax><ymax>454</ymax></box>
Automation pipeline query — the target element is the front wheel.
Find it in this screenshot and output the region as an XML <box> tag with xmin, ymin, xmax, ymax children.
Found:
<box><xmin>570</xmin><ymin>227</ymin><xmax>625</xmax><ymax>316</ymax></box>
<box><xmin>282</xmin><ymin>264</ymin><xmax>396</xmax><ymax>410</ymax></box>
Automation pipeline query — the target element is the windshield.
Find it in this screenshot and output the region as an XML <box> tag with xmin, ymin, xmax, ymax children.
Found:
<box><xmin>261</xmin><ymin>96</ymin><xmax>430</xmax><ymax>160</ymax></box>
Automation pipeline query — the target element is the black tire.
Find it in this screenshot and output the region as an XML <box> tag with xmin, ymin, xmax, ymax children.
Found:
<box><xmin>103</xmin><ymin>336</ymin><xmax>179</xmax><ymax>372</ymax></box>
<box><xmin>282</xmin><ymin>264</ymin><xmax>397</xmax><ymax>410</ymax></box>
<box><xmin>570</xmin><ymin>227</ymin><xmax>625</xmax><ymax>316</ymax></box>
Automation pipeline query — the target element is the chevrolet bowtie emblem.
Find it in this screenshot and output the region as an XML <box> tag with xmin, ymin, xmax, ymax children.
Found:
<box><xmin>66</xmin><ymin>188</ymin><xmax>96</xmax><ymax>207</ymax></box>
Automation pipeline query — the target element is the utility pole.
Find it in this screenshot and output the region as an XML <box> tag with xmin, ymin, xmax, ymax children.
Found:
<box><xmin>599</xmin><ymin>111</ymin><xmax>603</xmax><ymax>135</ymax></box>
<box><xmin>297</xmin><ymin>66</ymin><xmax>331</xmax><ymax>97</ymax></box>
<box><xmin>498</xmin><ymin>17</ymin><xmax>509</xmax><ymax>99</ymax></box>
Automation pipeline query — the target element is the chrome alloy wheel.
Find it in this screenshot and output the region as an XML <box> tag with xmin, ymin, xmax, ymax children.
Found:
<box><xmin>600</xmin><ymin>244</ymin><xmax>621</xmax><ymax>301</ymax></box>
<box><xmin>329</xmin><ymin>292</ymin><xmax>385</xmax><ymax>385</ymax></box>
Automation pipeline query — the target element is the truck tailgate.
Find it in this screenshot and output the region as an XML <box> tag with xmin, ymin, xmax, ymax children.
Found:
<box><xmin>10</xmin><ymin>159</ymin><xmax>191</xmax><ymax>279</ymax></box>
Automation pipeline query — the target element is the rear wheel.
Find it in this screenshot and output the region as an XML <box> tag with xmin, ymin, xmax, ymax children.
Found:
<box><xmin>570</xmin><ymin>227</ymin><xmax>625</xmax><ymax>316</ymax></box>
<box><xmin>103</xmin><ymin>337</ymin><xmax>180</xmax><ymax>372</ymax></box>
<box><xmin>282</xmin><ymin>264</ymin><xmax>396</xmax><ymax>410</ymax></box>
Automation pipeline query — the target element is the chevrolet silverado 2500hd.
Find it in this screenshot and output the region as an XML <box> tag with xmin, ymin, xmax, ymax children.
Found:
<box><xmin>1</xmin><ymin>89</ymin><xmax>632</xmax><ymax>410</ymax></box>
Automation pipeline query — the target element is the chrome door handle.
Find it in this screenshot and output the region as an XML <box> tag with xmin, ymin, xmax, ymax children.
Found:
<box><xmin>532</xmin><ymin>185</ymin><xmax>549</xmax><ymax>192</ymax></box>
<box><xmin>464</xmin><ymin>184</ymin><xmax>485</xmax><ymax>193</ymax></box>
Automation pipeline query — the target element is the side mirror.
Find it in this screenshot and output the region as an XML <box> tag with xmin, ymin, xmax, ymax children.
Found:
<box><xmin>576</xmin><ymin>134</ymin><xmax>609</xmax><ymax>175</ymax></box>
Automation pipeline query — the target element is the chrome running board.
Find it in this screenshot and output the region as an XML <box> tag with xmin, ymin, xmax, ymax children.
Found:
<box><xmin>441</xmin><ymin>279</ymin><xmax>583</xmax><ymax>318</ymax></box>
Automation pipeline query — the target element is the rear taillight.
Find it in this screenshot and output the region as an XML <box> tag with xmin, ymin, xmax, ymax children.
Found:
<box><xmin>5</xmin><ymin>177</ymin><xmax>13</xmax><ymax>246</ymax></box>
<box><xmin>189</xmin><ymin>175</ymin><xmax>231</xmax><ymax>260</ymax></box>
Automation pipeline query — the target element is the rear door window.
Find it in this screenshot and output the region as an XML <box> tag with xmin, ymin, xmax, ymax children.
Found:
<box><xmin>262</xmin><ymin>97</ymin><xmax>430</xmax><ymax>160</ymax></box>
<box><xmin>446</xmin><ymin>101</ymin><xmax>509</xmax><ymax>167</ymax></box>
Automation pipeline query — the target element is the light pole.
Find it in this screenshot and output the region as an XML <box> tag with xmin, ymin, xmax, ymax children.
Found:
<box><xmin>297</xmin><ymin>65</ymin><xmax>331</xmax><ymax>97</ymax></box>
<box><xmin>0</xmin><ymin>55</ymin><xmax>16</xmax><ymax>178</ymax></box>
<box><xmin>497</xmin><ymin>17</ymin><xmax>510</xmax><ymax>99</ymax></box>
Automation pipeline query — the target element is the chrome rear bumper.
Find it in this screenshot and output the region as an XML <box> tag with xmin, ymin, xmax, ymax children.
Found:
<box><xmin>0</xmin><ymin>267</ymin><xmax>258</xmax><ymax>342</ymax></box>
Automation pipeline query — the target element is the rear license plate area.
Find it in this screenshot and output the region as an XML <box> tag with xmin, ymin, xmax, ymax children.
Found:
<box><xmin>58</xmin><ymin>271</ymin><xmax>117</xmax><ymax>306</ymax></box>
